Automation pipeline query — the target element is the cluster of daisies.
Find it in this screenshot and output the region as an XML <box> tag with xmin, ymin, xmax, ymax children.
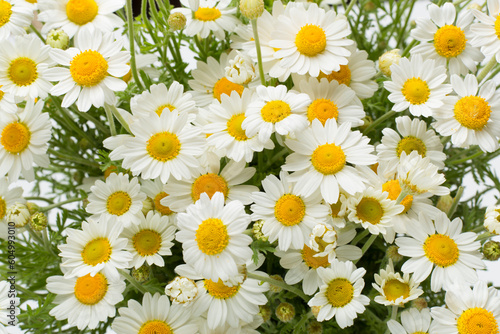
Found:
<box><xmin>1</xmin><ymin>0</ymin><xmax>500</xmax><ymax>332</ymax></box>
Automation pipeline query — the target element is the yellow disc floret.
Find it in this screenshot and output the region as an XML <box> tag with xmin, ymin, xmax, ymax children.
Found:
<box><xmin>318</xmin><ymin>66</ymin><xmax>352</xmax><ymax>86</ymax></box>
<box><xmin>191</xmin><ymin>173</ymin><xmax>229</xmax><ymax>202</ymax></box>
<box><xmin>66</xmin><ymin>0</ymin><xmax>98</xmax><ymax>25</ymax></box>
<box><xmin>457</xmin><ymin>307</ymin><xmax>499</xmax><ymax>334</ymax></box>
<box><xmin>1</xmin><ymin>122</ymin><xmax>31</xmax><ymax>154</ymax></box>
<box><xmin>0</xmin><ymin>0</ymin><xmax>12</xmax><ymax>27</ymax></box>
<box><xmin>311</xmin><ymin>143</ymin><xmax>346</xmax><ymax>175</ymax></box>
<box><xmin>196</xmin><ymin>218</ymin><xmax>229</xmax><ymax>255</ymax></box>
<box><xmin>274</xmin><ymin>194</ymin><xmax>306</xmax><ymax>226</ymax></box>
<box><xmin>433</xmin><ymin>25</ymin><xmax>467</xmax><ymax>58</ymax></box>
<box><xmin>301</xmin><ymin>245</ymin><xmax>329</xmax><ymax>269</ymax></box>
<box><xmin>356</xmin><ymin>197</ymin><xmax>384</xmax><ymax>225</ymax></box>
<box><xmin>204</xmin><ymin>279</ymin><xmax>240</xmax><ymax>299</ymax></box>
<box><xmin>326</xmin><ymin>278</ymin><xmax>354</xmax><ymax>308</ymax></box>
<box><xmin>423</xmin><ymin>234</ymin><xmax>459</xmax><ymax>267</ymax></box>
<box><xmin>133</xmin><ymin>229</ymin><xmax>162</xmax><ymax>256</ymax></box>
<box><xmin>106</xmin><ymin>191</ymin><xmax>132</xmax><ymax>216</ymax></box>
<box><xmin>8</xmin><ymin>58</ymin><xmax>38</xmax><ymax>86</ymax></box>
<box><xmin>261</xmin><ymin>100</ymin><xmax>291</xmax><ymax>123</ymax></box>
<box><xmin>396</xmin><ymin>136</ymin><xmax>427</xmax><ymax>157</ymax></box>
<box><xmin>0</xmin><ymin>197</ymin><xmax>6</xmax><ymax>219</ymax></box>
<box><xmin>139</xmin><ymin>320</ymin><xmax>173</xmax><ymax>334</ymax></box>
<box><xmin>154</xmin><ymin>192</ymin><xmax>173</xmax><ymax>215</ymax></box>
<box><xmin>402</xmin><ymin>78</ymin><xmax>430</xmax><ymax>105</ymax></box>
<box><xmin>194</xmin><ymin>7</ymin><xmax>221</xmax><ymax>21</ymax></box>
<box><xmin>454</xmin><ymin>96</ymin><xmax>491</xmax><ymax>130</ymax></box>
<box><xmin>495</xmin><ymin>15</ymin><xmax>500</xmax><ymax>39</ymax></box>
<box><xmin>70</xmin><ymin>50</ymin><xmax>108</xmax><ymax>87</ymax></box>
<box><xmin>227</xmin><ymin>113</ymin><xmax>249</xmax><ymax>141</ymax></box>
<box><xmin>155</xmin><ymin>104</ymin><xmax>176</xmax><ymax>116</ymax></box>
<box><xmin>74</xmin><ymin>273</ymin><xmax>108</xmax><ymax>305</ymax></box>
<box><xmin>307</xmin><ymin>98</ymin><xmax>339</xmax><ymax>125</ymax></box>
<box><xmin>295</xmin><ymin>24</ymin><xmax>327</xmax><ymax>57</ymax></box>
<box><xmin>81</xmin><ymin>237</ymin><xmax>112</xmax><ymax>266</ymax></box>
<box><xmin>383</xmin><ymin>279</ymin><xmax>410</xmax><ymax>302</ymax></box>
<box><xmin>146</xmin><ymin>132</ymin><xmax>181</xmax><ymax>162</ymax></box>
<box><xmin>213</xmin><ymin>77</ymin><xmax>244</xmax><ymax>102</ymax></box>
<box><xmin>382</xmin><ymin>180</ymin><xmax>413</xmax><ymax>214</ymax></box>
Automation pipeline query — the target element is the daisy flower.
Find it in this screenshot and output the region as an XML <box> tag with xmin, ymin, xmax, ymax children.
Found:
<box><xmin>37</xmin><ymin>0</ymin><xmax>125</xmax><ymax>38</ymax></box>
<box><xmin>283</xmin><ymin>119</ymin><xmax>377</xmax><ymax>204</ymax></box>
<box><xmin>383</xmin><ymin>54</ymin><xmax>452</xmax><ymax>117</ymax></box>
<box><xmin>0</xmin><ymin>280</ymin><xmax>19</xmax><ymax>327</ymax></box>
<box><xmin>0</xmin><ymin>35</ymin><xmax>53</xmax><ymax>99</ymax></box>
<box><xmin>411</xmin><ymin>3</ymin><xmax>484</xmax><ymax>76</ymax></box>
<box><xmin>176</xmin><ymin>192</ymin><xmax>253</xmax><ymax>282</ymax></box>
<box><xmin>241</xmin><ymin>85</ymin><xmax>310</xmax><ymax>143</ymax></box>
<box><xmin>103</xmin><ymin>110</ymin><xmax>205</xmax><ymax>183</ymax></box>
<box><xmin>0</xmin><ymin>86</ymin><xmax>16</xmax><ymax>114</ymax></box>
<box><xmin>387</xmin><ymin>308</ymin><xmax>433</xmax><ymax>334</ymax></box>
<box><xmin>270</xmin><ymin>3</ymin><xmax>354</xmax><ymax>78</ymax></box>
<box><xmin>372</xmin><ymin>260</ymin><xmax>423</xmax><ymax>306</ymax></box>
<box><xmin>58</xmin><ymin>219</ymin><xmax>132</xmax><ymax>281</ymax></box>
<box><xmin>432</xmin><ymin>74</ymin><xmax>500</xmax><ymax>153</ymax></box>
<box><xmin>395</xmin><ymin>212</ymin><xmax>485</xmax><ymax>292</ymax></box>
<box><xmin>46</xmin><ymin>272</ymin><xmax>125</xmax><ymax>330</ymax></box>
<box><xmin>308</xmin><ymin>259</ymin><xmax>370</xmax><ymax>328</ymax></box>
<box><xmin>162</xmin><ymin>158</ymin><xmax>258</xmax><ymax>213</ymax></box>
<box><xmin>0</xmin><ymin>99</ymin><xmax>51</xmax><ymax>181</ymax></box>
<box><xmin>484</xmin><ymin>204</ymin><xmax>500</xmax><ymax>234</ymax></box>
<box><xmin>141</xmin><ymin>178</ymin><xmax>176</xmax><ymax>217</ymax></box>
<box><xmin>250</xmin><ymin>171</ymin><xmax>330</xmax><ymax>251</ymax></box>
<box><xmin>430</xmin><ymin>280</ymin><xmax>500</xmax><ymax>334</ymax></box>
<box><xmin>112</xmin><ymin>292</ymin><xmax>198</xmax><ymax>334</ymax></box>
<box><xmin>46</xmin><ymin>30</ymin><xmax>130</xmax><ymax>111</ymax></box>
<box><xmin>0</xmin><ymin>177</ymin><xmax>25</xmax><ymax>224</ymax></box>
<box><xmin>86</xmin><ymin>173</ymin><xmax>146</xmax><ymax>228</ymax></box>
<box><xmin>0</xmin><ymin>0</ymin><xmax>33</xmax><ymax>40</ymax></box>
<box><xmin>377</xmin><ymin>116</ymin><xmax>446</xmax><ymax>175</ymax></box>
<box><xmin>165</xmin><ymin>276</ymin><xmax>199</xmax><ymax>305</ymax></box>
<box><xmin>470</xmin><ymin>0</ymin><xmax>500</xmax><ymax>62</ymax></box>
<box><xmin>121</xmin><ymin>211</ymin><xmax>176</xmax><ymax>269</ymax></box>
<box><xmin>203</xmin><ymin>90</ymin><xmax>274</xmax><ymax>163</ymax></box>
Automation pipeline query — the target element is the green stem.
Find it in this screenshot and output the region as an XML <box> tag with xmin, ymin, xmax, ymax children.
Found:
<box><xmin>251</xmin><ymin>19</ymin><xmax>266</xmax><ymax>86</ymax></box>
<box><xmin>354</xmin><ymin>234</ymin><xmax>378</xmax><ymax>264</ymax></box>
<box><xmin>471</xmin><ymin>225</ymin><xmax>486</xmax><ymax>233</ymax></box>
<box><xmin>447</xmin><ymin>186</ymin><xmax>463</xmax><ymax>218</ymax></box>
<box><xmin>25</xmin><ymin>197</ymin><xmax>54</xmax><ymax>204</ymax></box>
<box><xmin>30</xmin><ymin>25</ymin><xmax>46</xmax><ymax>43</ymax></box>
<box><xmin>247</xmin><ymin>272</ymin><xmax>309</xmax><ymax>302</ymax></box>
<box><xmin>72</xmin><ymin>108</ymin><xmax>110</xmax><ymax>135</ymax></box>
<box><xmin>119</xmin><ymin>269</ymin><xmax>149</xmax><ymax>293</ymax></box>
<box><xmin>104</xmin><ymin>104</ymin><xmax>117</xmax><ymax>136</ymax></box>
<box><xmin>265</xmin><ymin>148</ymin><xmax>289</xmax><ymax>168</ymax></box>
<box><xmin>395</xmin><ymin>189</ymin><xmax>410</xmax><ymax>204</ymax></box>
<box><xmin>109</xmin><ymin>104</ymin><xmax>132</xmax><ymax>134</ymax></box>
<box><xmin>364</xmin><ymin>110</ymin><xmax>396</xmax><ymax>134</ymax></box>
<box><xmin>391</xmin><ymin>305</ymin><xmax>398</xmax><ymax>320</ymax></box>
<box><xmin>476</xmin><ymin>232</ymin><xmax>494</xmax><ymax>241</ymax></box>
<box><xmin>126</xmin><ymin>0</ymin><xmax>144</xmax><ymax>90</ymax></box>
<box><xmin>448</xmin><ymin>150</ymin><xmax>483</xmax><ymax>165</ymax></box>
<box><xmin>39</xmin><ymin>197</ymin><xmax>83</xmax><ymax>212</ymax></box>
<box><xmin>344</xmin><ymin>0</ymin><xmax>358</xmax><ymax>16</ymax></box>
<box><xmin>477</xmin><ymin>57</ymin><xmax>498</xmax><ymax>83</ymax></box>
<box><xmin>42</xmin><ymin>229</ymin><xmax>58</xmax><ymax>257</ymax></box>
<box><xmin>48</xmin><ymin>148</ymin><xmax>99</xmax><ymax>168</ymax></box>
<box><xmin>351</xmin><ymin>229</ymin><xmax>369</xmax><ymax>246</ymax></box>
<box><xmin>401</xmin><ymin>40</ymin><xmax>418</xmax><ymax>58</ymax></box>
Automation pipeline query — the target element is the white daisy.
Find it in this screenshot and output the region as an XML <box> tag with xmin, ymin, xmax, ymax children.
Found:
<box><xmin>432</xmin><ymin>74</ymin><xmax>500</xmax><ymax>153</ymax></box>
<box><xmin>112</xmin><ymin>292</ymin><xmax>198</xmax><ymax>333</ymax></box>
<box><xmin>176</xmin><ymin>192</ymin><xmax>253</xmax><ymax>282</ymax></box>
<box><xmin>46</xmin><ymin>29</ymin><xmax>130</xmax><ymax>111</ymax></box>
<box><xmin>0</xmin><ymin>177</ymin><xmax>24</xmax><ymax>224</ymax></box>
<box><xmin>103</xmin><ymin>110</ymin><xmax>205</xmax><ymax>183</ymax></box>
<box><xmin>250</xmin><ymin>171</ymin><xmax>330</xmax><ymax>251</ymax></box>
<box><xmin>0</xmin><ymin>86</ymin><xmax>16</xmax><ymax>114</ymax></box>
<box><xmin>46</xmin><ymin>272</ymin><xmax>125</xmax><ymax>330</ymax></box>
<box><xmin>470</xmin><ymin>0</ymin><xmax>500</xmax><ymax>62</ymax></box>
<box><xmin>121</xmin><ymin>211</ymin><xmax>176</xmax><ymax>269</ymax></box>
<box><xmin>383</xmin><ymin>54</ymin><xmax>452</xmax><ymax>117</ymax></box>
<box><xmin>411</xmin><ymin>3</ymin><xmax>484</xmax><ymax>76</ymax></box>
<box><xmin>395</xmin><ymin>212</ymin><xmax>485</xmax><ymax>292</ymax></box>
<box><xmin>484</xmin><ymin>204</ymin><xmax>500</xmax><ymax>234</ymax></box>
<box><xmin>387</xmin><ymin>308</ymin><xmax>433</xmax><ymax>334</ymax></box>
<box><xmin>283</xmin><ymin>119</ymin><xmax>377</xmax><ymax>204</ymax></box>
<box><xmin>141</xmin><ymin>178</ymin><xmax>176</xmax><ymax>217</ymax></box>
<box><xmin>58</xmin><ymin>219</ymin><xmax>133</xmax><ymax>280</ymax></box>
<box><xmin>0</xmin><ymin>99</ymin><xmax>51</xmax><ymax>182</ymax></box>
<box><xmin>162</xmin><ymin>158</ymin><xmax>258</xmax><ymax>213</ymax></box>
<box><xmin>308</xmin><ymin>259</ymin><xmax>370</xmax><ymax>328</ymax></box>
<box><xmin>86</xmin><ymin>173</ymin><xmax>146</xmax><ymax>228</ymax></box>
<box><xmin>0</xmin><ymin>0</ymin><xmax>33</xmax><ymax>40</ymax></box>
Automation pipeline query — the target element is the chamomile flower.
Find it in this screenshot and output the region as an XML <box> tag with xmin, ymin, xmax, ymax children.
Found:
<box><xmin>283</xmin><ymin>119</ymin><xmax>377</xmax><ymax>204</ymax></box>
<box><xmin>383</xmin><ymin>54</ymin><xmax>452</xmax><ymax>117</ymax></box>
<box><xmin>411</xmin><ymin>3</ymin><xmax>484</xmax><ymax>76</ymax></box>
<box><xmin>0</xmin><ymin>99</ymin><xmax>51</xmax><ymax>181</ymax></box>
<box><xmin>46</xmin><ymin>30</ymin><xmax>130</xmax><ymax>111</ymax></box>
<box><xmin>395</xmin><ymin>212</ymin><xmax>485</xmax><ymax>292</ymax></box>
<box><xmin>141</xmin><ymin>178</ymin><xmax>175</xmax><ymax>217</ymax></box>
<box><xmin>430</xmin><ymin>281</ymin><xmax>500</xmax><ymax>334</ymax></box>
<box><xmin>86</xmin><ymin>173</ymin><xmax>146</xmax><ymax>228</ymax></box>
<box><xmin>176</xmin><ymin>192</ymin><xmax>253</xmax><ymax>282</ymax></box>
<box><xmin>112</xmin><ymin>292</ymin><xmax>198</xmax><ymax>334</ymax></box>
<box><xmin>0</xmin><ymin>35</ymin><xmax>53</xmax><ymax>99</ymax></box>
<box><xmin>103</xmin><ymin>110</ymin><xmax>205</xmax><ymax>183</ymax></box>
<box><xmin>484</xmin><ymin>204</ymin><xmax>500</xmax><ymax>234</ymax></box>
<box><xmin>0</xmin><ymin>0</ymin><xmax>33</xmax><ymax>40</ymax></box>
<box><xmin>37</xmin><ymin>0</ymin><xmax>125</xmax><ymax>38</ymax></box>
<box><xmin>242</xmin><ymin>85</ymin><xmax>310</xmax><ymax>143</ymax></box>
<box><xmin>0</xmin><ymin>177</ymin><xmax>24</xmax><ymax>223</ymax></box>
<box><xmin>372</xmin><ymin>260</ymin><xmax>423</xmax><ymax>306</ymax></box>
<box><xmin>58</xmin><ymin>219</ymin><xmax>132</xmax><ymax>281</ymax></box>
<box><xmin>387</xmin><ymin>308</ymin><xmax>433</xmax><ymax>334</ymax></box>
<box><xmin>470</xmin><ymin>0</ymin><xmax>500</xmax><ymax>62</ymax></box>
<box><xmin>308</xmin><ymin>259</ymin><xmax>370</xmax><ymax>328</ymax></box>
<box><xmin>121</xmin><ymin>211</ymin><xmax>176</xmax><ymax>268</ymax></box>
<box><xmin>162</xmin><ymin>159</ymin><xmax>258</xmax><ymax>213</ymax></box>
<box><xmin>270</xmin><ymin>3</ymin><xmax>354</xmax><ymax>78</ymax></box>
<box><xmin>0</xmin><ymin>86</ymin><xmax>16</xmax><ymax>114</ymax></box>
<box><xmin>46</xmin><ymin>272</ymin><xmax>125</xmax><ymax>330</ymax></box>
<box><xmin>250</xmin><ymin>171</ymin><xmax>330</xmax><ymax>251</ymax></box>
<box><xmin>432</xmin><ymin>74</ymin><xmax>500</xmax><ymax>153</ymax></box>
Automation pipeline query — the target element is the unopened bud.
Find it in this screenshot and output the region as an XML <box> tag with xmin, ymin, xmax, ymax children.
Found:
<box><xmin>79</xmin><ymin>138</ymin><xmax>91</xmax><ymax>150</ymax></box>
<box><xmin>386</xmin><ymin>245</ymin><xmax>403</xmax><ymax>263</ymax></box>
<box><xmin>307</xmin><ymin>320</ymin><xmax>323</xmax><ymax>334</ymax></box>
<box><xmin>411</xmin><ymin>297</ymin><xmax>428</xmax><ymax>311</ymax></box>
<box><xmin>6</xmin><ymin>203</ymin><xmax>30</xmax><ymax>228</ymax></box>
<box><xmin>269</xmin><ymin>275</ymin><xmax>284</xmax><ymax>293</ymax></box>
<box><xmin>131</xmin><ymin>265</ymin><xmax>151</xmax><ymax>283</ymax></box>
<box><xmin>483</xmin><ymin>241</ymin><xmax>500</xmax><ymax>261</ymax></box>
<box><xmin>378</xmin><ymin>49</ymin><xmax>401</xmax><ymax>77</ymax></box>
<box><xmin>165</xmin><ymin>276</ymin><xmax>198</xmax><ymax>304</ymax></box>
<box><xmin>225</xmin><ymin>51</ymin><xmax>256</xmax><ymax>85</ymax></box>
<box><xmin>276</xmin><ymin>302</ymin><xmax>295</xmax><ymax>323</ymax></box>
<box><xmin>142</xmin><ymin>197</ymin><xmax>154</xmax><ymax>216</ymax></box>
<box><xmin>47</xmin><ymin>28</ymin><xmax>69</xmax><ymax>50</ymax></box>
<box><xmin>436</xmin><ymin>194</ymin><xmax>453</xmax><ymax>213</ymax></box>
<box><xmin>29</xmin><ymin>212</ymin><xmax>48</xmax><ymax>231</ymax></box>
<box><xmin>239</xmin><ymin>0</ymin><xmax>264</xmax><ymax>20</ymax></box>
<box><xmin>311</xmin><ymin>306</ymin><xmax>322</xmax><ymax>319</ymax></box>
<box><xmin>363</xmin><ymin>1</ymin><xmax>376</xmax><ymax>11</ymax></box>
<box><xmin>26</xmin><ymin>202</ymin><xmax>39</xmax><ymax>215</ymax></box>
<box><xmin>259</xmin><ymin>305</ymin><xmax>272</xmax><ymax>322</ymax></box>
<box><xmin>168</xmin><ymin>12</ymin><xmax>187</xmax><ymax>31</ymax></box>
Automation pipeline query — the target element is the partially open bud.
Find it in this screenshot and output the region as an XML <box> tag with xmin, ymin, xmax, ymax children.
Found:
<box><xmin>276</xmin><ymin>302</ymin><xmax>295</xmax><ymax>323</ymax></box>
<box><xmin>436</xmin><ymin>194</ymin><xmax>453</xmax><ymax>213</ymax></box>
<box><xmin>168</xmin><ymin>12</ymin><xmax>187</xmax><ymax>31</ymax></box>
<box><xmin>141</xmin><ymin>197</ymin><xmax>154</xmax><ymax>216</ymax></box>
<box><xmin>483</xmin><ymin>240</ymin><xmax>500</xmax><ymax>261</ymax></box>
<box><xmin>225</xmin><ymin>51</ymin><xmax>256</xmax><ymax>85</ymax></box>
<box><xmin>47</xmin><ymin>28</ymin><xmax>69</xmax><ymax>50</ymax></box>
<box><xmin>378</xmin><ymin>49</ymin><xmax>401</xmax><ymax>77</ymax></box>
<box><xmin>6</xmin><ymin>203</ymin><xmax>30</xmax><ymax>228</ymax></box>
<box><xmin>165</xmin><ymin>276</ymin><xmax>198</xmax><ymax>305</ymax></box>
<box><xmin>131</xmin><ymin>264</ymin><xmax>151</xmax><ymax>283</ymax></box>
<box><xmin>253</xmin><ymin>220</ymin><xmax>268</xmax><ymax>241</ymax></box>
<box><xmin>29</xmin><ymin>212</ymin><xmax>48</xmax><ymax>231</ymax></box>
<box><xmin>239</xmin><ymin>0</ymin><xmax>264</xmax><ymax>20</ymax></box>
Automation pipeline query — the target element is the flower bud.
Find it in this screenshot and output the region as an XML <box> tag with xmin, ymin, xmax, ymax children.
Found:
<box><xmin>378</xmin><ymin>49</ymin><xmax>401</xmax><ymax>77</ymax></box>
<box><xmin>269</xmin><ymin>274</ymin><xmax>284</xmax><ymax>293</ymax></box>
<box><xmin>311</xmin><ymin>306</ymin><xmax>321</xmax><ymax>319</ymax></box>
<box><xmin>386</xmin><ymin>245</ymin><xmax>403</xmax><ymax>263</ymax></box>
<box><xmin>47</xmin><ymin>28</ymin><xmax>69</xmax><ymax>50</ymax></box>
<box><xmin>483</xmin><ymin>241</ymin><xmax>500</xmax><ymax>261</ymax></box>
<box><xmin>225</xmin><ymin>51</ymin><xmax>256</xmax><ymax>85</ymax></box>
<box><xmin>26</xmin><ymin>202</ymin><xmax>39</xmax><ymax>215</ymax></box>
<box><xmin>252</xmin><ymin>220</ymin><xmax>268</xmax><ymax>241</ymax></box>
<box><xmin>411</xmin><ymin>297</ymin><xmax>428</xmax><ymax>311</ymax></box>
<box><xmin>29</xmin><ymin>212</ymin><xmax>48</xmax><ymax>231</ymax></box>
<box><xmin>6</xmin><ymin>203</ymin><xmax>30</xmax><ymax>228</ymax></box>
<box><xmin>276</xmin><ymin>302</ymin><xmax>295</xmax><ymax>323</ymax></box>
<box><xmin>168</xmin><ymin>12</ymin><xmax>187</xmax><ymax>31</ymax></box>
<box><xmin>165</xmin><ymin>276</ymin><xmax>198</xmax><ymax>304</ymax></box>
<box><xmin>131</xmin><ymin>264</ymin><xmax>151</xmax><ymax>283</ymax></box>
<box><xmin>259</xmin><ymin>305</ymin><xmax>272</xmax><ymax>322</ymax></box>
<box><xmin>307</xmin><ymin>320</ymin><xmax>323</xmax><ymax>334</ymax></box>
<box><xmin>142</xmin><ymin>197</ymin><xmax>154</xmax><ymax>216</ymax></box>
<box><xmin>239</xmin><ymin>0</ymin><xmax>264</xmax><ymax>20</ymax></box>
<box><xmin>436</xmin><ymin>194</ymin><xmax>453</xmax><ymax>213</ymax></box>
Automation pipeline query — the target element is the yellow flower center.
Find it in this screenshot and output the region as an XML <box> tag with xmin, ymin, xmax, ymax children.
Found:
<box><xmin>227</xmin><ymin>113</ymin><xmax>249</xmax><ymax>141</ymax></box>
<box><xmin>261</xmin><ymin>100</ymin><xmax>291</xmax><ymax>123</ymax></box>
<box><xmin>401</xmin><ymin>77</ymin><xmax>430</xmax><ymax>105</ymax></box>
<box><xmin>70</xmin><ymin>50</ymin><xmax>108</xmax><ymax>87</ymax></box>
<box><xmin>81</xmin><ymin>237</ymin><xmax>112</xmax><ymax>266</ymax></box>
<box><xmin>66</xmin><ymin>0</ymin><xmax>99</xmax><ymax>25</ymax></box>
<box><xmin>495</xmin><ymin>15</ymin><xmax>500</xmax><ymax>39</ymax></box>
<box><xmin>139</xmin><ymin>320</ymin><xmax>172</xmax><ymax>334</ymax></box>
<box><xmin>295</xmin><ymin>24</ymin><xmax>327</xmax><ymax>57</ymax></box>
<box><xmin>106</xmin><ymin>191</ymin><xmax>132</xmax><ymax>216</ymax></box>
<box><xmin>383</xmin><ymin>279</ymin><xmax>410</xmax><ymax>302</ymax></box>
<box><xmin>213</xmin><ymin>77</ymin><xmax>244</xmax><ymax>102</ymax></box>
<box><xmin>155</xmin><ymin>104</ymin><xmax>176</xmax><ymax>116</ymax></box>
<box><xmin>457</xmin><ymin>307</ymin><xmax>499</xmax><ymax>334</ymax></box>
<box><xmin>274</xmin><ymin>194</ymin><xmax>306</xmax><ymax>226</ymax></box>
<box><xmin>307</xmin><ymin>98</ymin><xmax>339</xmax><ymax>125</ymax></box>
<box><xmin>454</xmin><ymin>96</ymin><xmax>491</xmax><ymax>130</ymax></box>
<box><xmin>382</xmin><ymin>180</ymin><xmax>413</xmax><ymax>214</ymax></box>
<box><xmin>191</xmin><ymin>173</ymin><xmax>229</xmax><ymax>202</ymax></box>
<box><xmin>196</xmin><ymin>218</ymin><xmax>229</xmax><ymax>255</ymax></box>
<box><xmin>326</xmin><ymin>278</ymin><xmax>354</xmax><ymax>308</ymax></box>
<box><xmin>330</xmin><ymin>199</ymin><xmax>342</xmax><ymax>218</ymax></box>
<box><xmin>146</xmin><ymin>132</ymin><xmax>181</xmax><ymax>162</ymax></box>
<box><xmin>301</xmin><ymin>245</ymin><xmax>329</xmax><ymax>269</ymax></box>
<box><xmin>1</xmin><ymin>122</ymin><xmax>31</xmax><ymax>154</ymax></box>
<box><xmin>0</xmin><ymin>87</ymin><xmax>4</xmax><ymax>101</ymax></box>
<box><xmin>433</xmin><ymin>25</ymin><xmax>467</xmax><ymax>58</ymax></box>
<box><xmin>423</xmin><ymin>234</ymin><xmax>459</xmax><ymax>267</ymax></box>
<box><xmin>318</xmin><ymin>66</ymin><xmax>352</xmax><ymax>86</ymax></box>
<box><xmin>133</xmin><ymin>229</ymin><xmax>162</xmax><ymax>256</ymax></box>
<box><xmin>74</xmin><ymin>273</ymin><xmax>108</xmax><ymax>305</ymax></box>
<box><xmin>0</xmin><ymin>0</ymin><xmax>12</xmax><ymax>27</ymax></box>
<box><xmin>8</xmin><ymin>58</ymin><xmax>38</xmax><ymax>86</ymax></box>
<box><xmin>0</xmin><ymin>197</ymin><xmax>6</xmax><ymax>219</ymax></box>
<box><xmin>396</xmin><ymin>136</ymin><xmax>427</xmax><ymax>157</ymax></box>
<box><xmin>204</xmin><ymin>279</ymin><xmax>240</xmax><ymax>299</ymax></box>
<box><xmin>356</xmin><ymin>197</ymin><xmax>384</xmax><ymax>225</ymax></box>
<box><xmin>154</xmin><ymin>192</ymin><xmax>173</xmax><ymax>215</ymax></box>
<box><xmin>194</xmin><ymin>7</ymin><xmax>221</xmax><ymax>21</ymax></box>
<box><xmin>311</xmin><ymin>143</ymin><xmax>346</xmax><ymax>175</ymax></box>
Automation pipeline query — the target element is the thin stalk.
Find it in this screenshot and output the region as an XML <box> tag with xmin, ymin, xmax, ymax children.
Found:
<box><xmin>448</xmin><ymin>150</ymin><xmax>483</xmax><ymax>165</ymax></box>
<box><xmin>401</xmin><ymin>40</ymin><xmax>418</xmax><ymax>57</ymax></box>
<box><xmin>476</xmin><ymin>232</ymin><xmax>494</xmax><ymax>241</ymax></box>
<box><xmin>344</xmin><ymin>0</ymin><xmax>358</xmax><ymax>16</ymax></box>
<box><xmin>247</xmin><ymin>272</ymin><xmax>310</xmax><ymax>302</ymax></box>
<box><xmin>351</xmin><ymin>229</ymin><xmax>370</xmax><ymax>246</ymax></box>
<box><xmin>42</xmin><ymin>229</ymin><xmax>58</xmax><ymax>257</ymax></box>
<box><xmin>391</xmin><ymin>305</ymin><xmax>398</xmax><ymax>320</ymax></box>
<box><xmin>110</xmin><ymin>105</ymin><xmax>132</xmax><ymax>134</ymax></box>
<box><xmin>25</xmin><ymin>197</ymin><xmax>54</xmax><ymax>204</ymax></box>
<box><xmin>126</xmin><ymin>0</ymin><xmax>144</xmax><ymax>90</ymax></box>
<box><xmin>39</xmin><ymin>197</ymin><xmax>83</xmax><ymax>212</ymax></box>
<box><xmin>119</xmin><ymin>269</ymin><xmax>149</xmax><ymax>293</ymax></box>
<box><xmin>48</xmin><ymin>149</ymin><xmax>99</xmax><ymax>168</ymax></box>
<box><xmin>30</xmin><ymin>25</ymin><xmax>46</xmax><ymax>43</ymax></box>
<box><xmin>72</xmin><ymin>109</ymin><xmax>110</xmax><ymax>135</ymax></box>
<box><xmin>354</xmin><ymin>234</ymin><xmax>378</xmax><ymax>264</ymax></box>
<box><xmin>447</xmin><ymin>186</ymin><xmax>463</xmax><ymax>218</ymax></box>
<box><xmin>104</xmin><ymin>104</ymin><xmax>117</xmax><ymax>136</ymax></box>
<box><xmin>251</xmin><ymin>19</ymin><xmax>266</xmax><ymax>86</ymax></box>
<box><xmin>364</xmin><ymin>110</ymin><xmax>396</xmax><ymax>134</ymax></box>
<box><xmin>477</xmin><ymin>57</ymin><xmax>497</xmax><ymax>83</ymax></box>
